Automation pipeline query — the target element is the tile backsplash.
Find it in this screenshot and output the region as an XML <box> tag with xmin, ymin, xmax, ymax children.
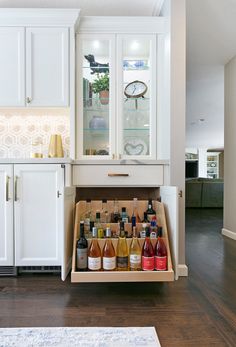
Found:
<box><xmin>0</xmin><ymin>108</ymin><xmax>70</xmax><ymax>158</ymax></box>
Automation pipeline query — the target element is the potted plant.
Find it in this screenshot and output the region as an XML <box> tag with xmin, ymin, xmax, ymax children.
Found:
<box><xmin>92</xmin><ymin>73</ymin><xmax>109</xmax><ymax>105</ymax></box>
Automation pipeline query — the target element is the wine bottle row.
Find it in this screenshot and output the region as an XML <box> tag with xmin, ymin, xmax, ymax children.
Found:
<box><xmin>76</xmin><ymin>221</ymin><xmax>168</xmax><ymax>272</ymax></box>
<box><xmin>81</xmin><ymin>198</ymin><xmax>158</xmax><ymax>238</ymax></box>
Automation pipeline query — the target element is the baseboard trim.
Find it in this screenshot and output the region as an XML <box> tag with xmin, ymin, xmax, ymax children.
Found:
<box><xmin>222</xmin><ymin>228</ymin><xmax>236</xmax><ymax>241</ymax></box>
<box><xmin>177</xmin><ymin>264</ymin><xmax>188</xmax><ymax>277</ymax></box>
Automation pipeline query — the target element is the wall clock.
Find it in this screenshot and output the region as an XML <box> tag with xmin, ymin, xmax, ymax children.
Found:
<box><xmin>124</xmin><ymin>80</ymin><xmax>147</xmax><ymax>98</ymax></box>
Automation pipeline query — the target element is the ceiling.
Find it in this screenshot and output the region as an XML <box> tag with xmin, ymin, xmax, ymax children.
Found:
<box><xmin>0</xmin><ymin>0</ymin><xmax>163</xmax><ymax>16</ymax></box>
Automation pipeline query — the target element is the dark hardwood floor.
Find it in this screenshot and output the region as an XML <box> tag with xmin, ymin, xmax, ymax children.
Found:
<box><xmin>1</xmin><ymin>208</ymin><xmax>236</xmax><ymax>346</ymax></box>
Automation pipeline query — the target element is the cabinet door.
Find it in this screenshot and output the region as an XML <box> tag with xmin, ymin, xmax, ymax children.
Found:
<box><xmin>61</xmin><ymin>186</ymin><xmax>75</xmax><ymax>281</ymax></box>
<box><xmin>160</xmin><ymin>186</ymin><xmax>179</xmax><ymax>280</ymax></box>
<box><xmin>26</xmin><ymin>27</ymin><xmax>69</xmax><ymax>107</ymax></box>
<box><xmin>76</xmin><ymin>34</ymin><xmax>116</xmax><ymax>159</ymax></box>
<box><xmin>0</xmin><ymin>165</ymin><xmax>14</xmax><ymax>266</ymax></box>
<box><xmin>0</xmin><ymin>27</ymin><xmax>25</xmax><ymax>106</ymax></box>
<box><xmin>14</xmin><ymin>164</ymin><xmax>64</xmax><ymax>266</ymax></box>
<box><xmin>117</xmin><ymin>34</ymin><xmax>157</xmax><ymax>160</ymax></box>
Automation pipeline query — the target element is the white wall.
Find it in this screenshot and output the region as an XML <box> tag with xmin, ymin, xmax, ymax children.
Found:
<box><xmin>186</xmin><ymin>65</ymin><xmax>224</xmax><ymax>148</ymax></box>
<box><xmin>222</xmin><ymin>56</ymin><xmax>236</xmax><ymax>240</ymax></box>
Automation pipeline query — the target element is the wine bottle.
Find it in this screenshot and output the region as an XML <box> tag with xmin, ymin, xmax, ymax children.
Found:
<box><xmin>116</xmin><ymin>222</ymin><xmax>129</xmax><ymax>271</ymax></box>
<box><xmin>95</xmin><ymin>211</ymin><xmax>104</xmax><ymax>238</ymax></box>
<box><xmin>140</xmin><ymin>223</ymin><xmax>147</xmax><ymax>238</ymax></box>
<box><xmin>129</xmin><ymin>226</ymin><xmax>141</xmax><ymax>271</ymax></box>
<box><xmin>76</xmin><ymin>221</ymin><xmax>88</xmax><ymax>271</ymax></box>
<box><xmin>111</xmin><ymin>199</ymin><xmax>121</xmax><ymax>223</ymax></box>
<box><xmin>101</xmin><ymin>199</ymin><xmax>110</xmax><ymax>223</ymax></box>
<box><xmin>155</xmin><ymin>227</ymin><xmax>167</xmax><ymax>271</ymax></box>
<box><xmin>146</xmin><ymin>199</ymin><xmax>156</xmax><ymax>222</ymax></box>
<box><xmin>150</xmin><ymin>218</ymin><xmax>158</xmax><ymax>239</ymax></box>
<box><xmin>102</xmin><ymin>227</ymin><xmax>116</xmax><ymax>271</ymax></box>
<box><xmin>81</xmin><ymin>199</ymin><xmax>93</xmax><ymax>238</ymax></box>
<box><xmin>142</xmin><ymin>227</ymin><xmax>154</xmax><ymax>271</ymax></box>
<box><xmin>121</xmin><ymin>207</ymin><xmax>129</xmax><ymax>223</ymax></box>
<box><xmin>88</xmin><ymin>227</ymin><xmax>101</xmax><ymax>271</ymax></box>
<box><xmin>132</xmin><ymin>198</ymin><xmax>141</xmax><ymax>223</ymax></box>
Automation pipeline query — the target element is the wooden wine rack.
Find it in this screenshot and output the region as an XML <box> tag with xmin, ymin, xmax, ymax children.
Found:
<box><xmin>71</xmin><ymin>200</ymin><xmax>175</xmax><ymax>283</ymax></box>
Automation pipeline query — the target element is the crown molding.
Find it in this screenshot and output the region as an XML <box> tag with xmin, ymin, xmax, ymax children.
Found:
<box><xmin>0</xmin><ymin>8</ymin><xmax>80</xmax><ymax>27</ymax></box>
<box><xmin>78</xmin><ymin>16</ymin><xmax>167</xmax><ymax>34</ymax></box>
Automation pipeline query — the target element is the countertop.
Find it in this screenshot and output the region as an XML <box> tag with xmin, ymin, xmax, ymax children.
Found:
<box><xmin>0</xmin><ymin>158</ymin><xmax>72</xmax><ymax>164</ymax></box>
<box><xmin>0</xmin><ymin>158</ymin><xmax>170</xmax><ymax>165</ymax></box>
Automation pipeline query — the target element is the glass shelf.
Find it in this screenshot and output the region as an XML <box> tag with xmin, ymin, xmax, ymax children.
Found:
<box><xmin>123</xmin><ymin>128</ymin><xmax>149</xmax><ymax>131</ymax></box>
<box><xmin>84</xmin><ymin>128</ymin><xmax>109</xmax><ymax>132</ymax></box>
<box><xmin>82</xmin><ymin>66</ymin><xmax>110</xmax><ymax>70</ymax></box>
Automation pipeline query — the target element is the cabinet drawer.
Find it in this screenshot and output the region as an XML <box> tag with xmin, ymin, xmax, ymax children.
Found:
<box><xmin>72</xmin><ymin>165</ymin><xmax>164</xmax><ymax>187</ymax></box>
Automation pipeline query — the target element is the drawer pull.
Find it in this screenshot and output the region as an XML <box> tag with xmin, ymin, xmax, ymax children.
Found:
<box><xmin>108</xmin><ymin>173</ymin><xmax>129</xmax><ymax>177</ymax></box>
<box><xmin>14</xmin><ymin>176</ymin><xmax>19</xmax><ymax>201</ymax></box>
<box><xmin>6</xmin><ymin>176</ymin><xmax>10</xmax><ymax>201</ymax></box>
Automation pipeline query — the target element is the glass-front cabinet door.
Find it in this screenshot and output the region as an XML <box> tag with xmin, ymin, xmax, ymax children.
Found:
<box><xmin>77</xmin><ymin>34</ymin><xmax>116</xmax><ymax>159</ymax></box>
<box><xmin>76</xmin><ymin>33</ymin><xmax>157</xmax><ymax>160</ymax></box>
<box><xmin>117</xmin><ymin>35</ymin><xmax>157</xmax><ymax>160</ymax></box>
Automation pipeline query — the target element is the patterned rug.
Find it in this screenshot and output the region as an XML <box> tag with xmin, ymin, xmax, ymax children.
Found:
<box><xmin>0</xmin><ymin>327</ymin><xmax>161</xmax><ymax>347</ymax></box>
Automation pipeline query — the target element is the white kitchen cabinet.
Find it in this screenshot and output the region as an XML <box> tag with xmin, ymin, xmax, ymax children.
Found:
<box><xmin>76</xmin><ymin>17</ymin><xmax>165</xmax><ymax>161</ymax></box>
<box><xmin>14</xmin><ymin>164</ymin><xmax>64</xmax><ymax>266</ymax></box>
<box><xmin>0</xmin><ymin>28</ymin><xmax>25</xmax><ymax>107</ymax></box>
<box><xmin>0</xmin><ymin>165</ymin><xmax>14</xmax><ymax>266</ymax></box>
<box><xmin>0</xmin><ymin>8</ymin><xmax>80</xmax><ymax>108</ymax></box>
<box><xmin>26</xmin><ymin>27</ymin><xmax>69</xmax><ymax>107</ymax></box>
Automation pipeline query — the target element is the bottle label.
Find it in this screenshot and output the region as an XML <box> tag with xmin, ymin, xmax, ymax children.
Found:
<box><xmin>155</xmin><ymin>256</ymin><xmax>167</xmax><ymax>271</ymax></box>
<box><xmin>130</xmin><ymin>254</ymin><xmax>141</xmax><ymax>269</ymax></box>
<box><xmin>98</xmin><ymin>228</ymin><xmax>104</xmax><ymax>238</ymax></box>
<box><xmin>77</xmin><ymin>248</ymin><xmax>88</xmax><ymax>269</ymax></box>
<box><xmin>103</xmin><ymin>257</ymin><xmax>116</xmax><ymax>270</ymax></box>
<box><xmin>142</xmin><ymin>256</ymin><xmax>154</xmax><ymax>271</ymax></box>
<box><xmin>117</xmin><ymin>256</ymin><xmax>128</xmax><ymax>269</ymax></box>
<box><xmin>88</xmin><ymin>257</ymin><xmax>101</xmax><ymax>270</ymax></box>
<box><xmin>150</xmin><ymin>231</ymin><xmax>157</xmax><ymax>239</ymax></box>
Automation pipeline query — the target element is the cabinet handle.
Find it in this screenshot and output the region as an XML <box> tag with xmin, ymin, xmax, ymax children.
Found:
<box><xmin>6</xmin><ymin>176</ymin><xmax>10</xmax><ymax>201</ymax></box>
<box><xmin>108</xmin><ymin>173</ymin><xmax>129</xmax><ymax>177</ymax></box>
<box><xmin>14</xmin><ymin>176</ymin><xmax>19</xmax><ymax>201</ymax></box>
<box><xmin>112</xmin><ymin>154</ymin><xmax>115</xmax><ymax>160</ymax></box>
<box><xmin>57</xmin><ymin>191</ymin><xmax>62</xmax><ymax>198</ymax></box>
<box><xmin>26</xmin><ymin>97</ymin><xmax>32</xmax><ymax>104</ymax></box>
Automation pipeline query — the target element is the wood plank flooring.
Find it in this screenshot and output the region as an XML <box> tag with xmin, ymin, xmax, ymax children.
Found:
<box><xmin>0</xmin><ymin>208</ymin><xmax>236</xmax><ymax>346</ymax></box>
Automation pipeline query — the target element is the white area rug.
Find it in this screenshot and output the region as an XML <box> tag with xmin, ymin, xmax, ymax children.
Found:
<box><xmin>0</xmin><ymin>327</ymin><xmax>161</xmax><ymax>347</ymax></box>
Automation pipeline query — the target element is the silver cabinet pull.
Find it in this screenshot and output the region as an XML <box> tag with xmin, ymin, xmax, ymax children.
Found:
<box><xmin>6</xmin><ymin>176</ymin><xmax>10</xmax><ymax>201</ymax></box>
<box><xmin>108</xmin><ymin>173</ymin><xmax>129</xmax><ymax>177</ymax></box>
<box><xmin>14</xmin><ymin>176</ymin><xmax>19</xmax><ymax>201</ymax></box>
<box><xmin>57</xmin><ymin>191</ymin><xmax>62</xmax><ymax>198</ymax></box>
<box><xmin>26</xmin><ymin>97</ymin><xmax>32</xmax><ymax>104</ymax></box>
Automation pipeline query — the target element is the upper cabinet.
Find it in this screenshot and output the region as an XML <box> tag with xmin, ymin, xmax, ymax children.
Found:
<box><xmin>26</xmin><ymin>27</ymin><xmax>69</xmax><ymax>107</ymax></box>
<box><xmin>0</xmin><ymin>9</ymin><xmax>80</xmax><ymax>108</ymax></box>
<box><xmin>0</xmin><ymin>27</ymin><xmax>25</xmax><ymax>107</ymax></box>
<box><xmin>76</xmin><ymin>17</ymin><xmax>167</xmax><ymax>161</ymax></box>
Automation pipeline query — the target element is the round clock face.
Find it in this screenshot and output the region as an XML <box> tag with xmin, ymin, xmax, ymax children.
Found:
<box><xmin>124</xmin><ymin>80</ymin><xmax>147</xmax><ymax>98</ymax></box>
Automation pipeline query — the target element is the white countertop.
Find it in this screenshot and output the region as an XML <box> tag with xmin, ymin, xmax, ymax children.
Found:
<box><xmin>0</xmin><ymin>158</ymin><xmax>72</xmax><ymax>164</ymax></box>
<box><xmin>0</xmin><ymin>158</ymin><xmax>169</xmax><ymax>165</ymax></box>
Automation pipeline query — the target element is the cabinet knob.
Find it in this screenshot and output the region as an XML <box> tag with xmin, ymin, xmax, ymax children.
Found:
<box><xmin>57</xmin><ymin>191</ymin><xmax>62</xmax><ymax>198</ymax></box>
<box><xmin>26</xmin><ymin>97</ymin><xmax>32</xmax><ymax>104</ymax></box>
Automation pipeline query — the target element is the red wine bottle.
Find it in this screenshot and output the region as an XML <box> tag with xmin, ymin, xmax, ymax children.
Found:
<box><xmin>76</xmin><ymin>222</ymin><xmax>88</xmax><ymax>271</ymax></box>
<box><xmin>141</xmin><ymin>228</ymin><xmax>154</xmax><ymax>271</ymax></box>
<box><xmin>155</xmin><ymin>227</ymin><xmax>167</xmax><ymax>271</ymax></box>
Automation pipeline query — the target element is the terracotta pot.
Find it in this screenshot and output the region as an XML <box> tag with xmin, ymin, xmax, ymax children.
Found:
<box><xmin>99</xmin><ymin>90</ymin><xmax>109</xmax><ymax>105</ymax></box>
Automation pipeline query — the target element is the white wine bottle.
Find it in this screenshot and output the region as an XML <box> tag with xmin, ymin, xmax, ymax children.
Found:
<box><xmin>129</xmin><ymin>226</ymin><xmax>141</xmax><ymax>271</ymax></box>
<box><xmin>116</xmin><ymin>222</ymin><xmax>129</xmax><ymax>271</ymax></box>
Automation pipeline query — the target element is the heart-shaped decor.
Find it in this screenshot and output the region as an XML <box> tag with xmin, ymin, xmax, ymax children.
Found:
<box><xmin>124</xmin><ymin>143</ymin><xmax>144</xmax><ymax>155</ymax></box>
